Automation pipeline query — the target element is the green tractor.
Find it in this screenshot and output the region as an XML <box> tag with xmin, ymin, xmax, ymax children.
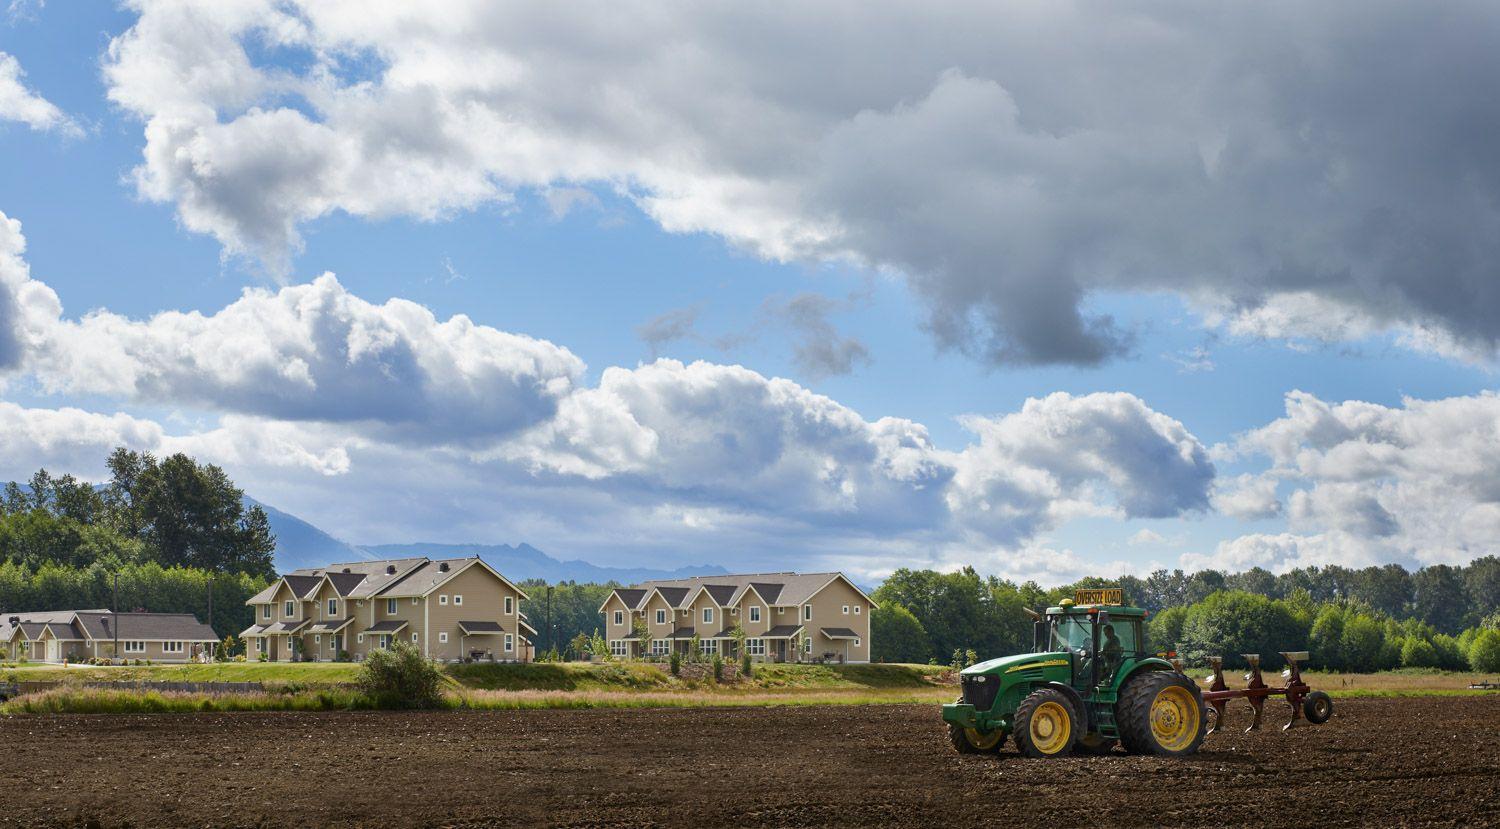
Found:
<box><xmin>941</xmin><ymin>589</ymin><xmax>1205</xmax><ymax>758</ymax></box>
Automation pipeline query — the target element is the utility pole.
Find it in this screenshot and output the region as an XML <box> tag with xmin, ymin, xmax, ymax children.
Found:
<box><xmin>545</xmin><ymin>586</ymin><xmax>553</xmax><ymax>654</ymax></box>
<box><xmin>111</xmin><ymin>572</ymin><xmax>119</xmax><ymax>662</ymax></box>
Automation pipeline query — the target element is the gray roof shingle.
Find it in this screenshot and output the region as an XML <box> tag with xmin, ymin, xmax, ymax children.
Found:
<box><xmin>73</xmin><ymin>612</ymin><xmax>218</xmax><ymax>641</ymax></box>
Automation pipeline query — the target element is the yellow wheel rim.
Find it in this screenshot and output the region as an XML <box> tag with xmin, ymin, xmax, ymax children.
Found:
<box><xmin>965</xmin><ymin>728</ymin><xmax>1004</xmax><ymax>750</ymax></box>
<box><xmin>1029</xmin><ymin>700</ymin><xmax>1072</xmax><ymax>754</ymax></box>
<box><xmin>1150</xmin><ymin>685</ymin><xmax>1200</xmax><ymax>751</ymax></box>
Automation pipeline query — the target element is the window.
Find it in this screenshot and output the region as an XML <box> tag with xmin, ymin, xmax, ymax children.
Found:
<box><xmin>777</xmin><ymin>607</ymin><xmax>784</xmax><ymax>614</ymax></box>
<box><xmin>504</xmin><ymin>633</ymin><xmax>514</xmax><ymax>652</ymax></box>
<box><xmin>162</xmin><ymin>641</ymin><xmax>184</xmax><ymax>654</ymax></box>
<box><xmin>262</xmin><ymin>605</ymin><xmax>271</xmax><ymax>620</ymax></box>
<box><xmin>387</xmin><ymin>598</ymin><xmax>398</xmax><ymax>615</ymax></box>
<box><xmin>651</xmin><ymin>639</ymin><xmax>670</xmax><ymax>657</ymax></box>
<box><xmin>854</xmin><ymin>638</ymin><xmax>861</xmax><ymax>647</ymax></box>
<box><xmin>123</xmin><ymin>641</ymin><xmax>145</xmax><ymax>653</ymax></box>
<box><xmin>854</xmin><ymin>605</ymin><xmax>861</xmax><ymax>615</ymax></box>
<box><xmin>842</xmin><ymin>605</ymin><xmax>849</xmax><ymax>615</ymax></box>
<box><xmin>803</xmin><ymin>637</ymin><xmax>812</xmax><ymax>653</ymax></box>
<box><xmin>378</xmin><ymin>635</ymin><xmax>392</xmax><ymax>649</ymax></box>
<box><xmin>749</xmin><ymin>606</ymin><xmax>761</xmax><ymax>623</ymax></box>
<box><xmin>357</xmin><ymin>633</ymin><xmax>364</xmax><ymax>643</ymax></box>
<box><xmin>327</xmin><ymin>598</ymin><xmax>338</xmax><ymax>617</ymax></box>
<box><xmin>613</xmin><ymin>610</ymin><xmax>623</xmax><ymax>626</ymax></box>
<box><xmin>284</xmin><ymin>600</ymin><xmax>295</xmax><ymax>618</ymax></box>
<box><xmin>439</xmin><ymin>595</ymin><xmax>448</xmax><ymax>606</ymax></box>
<box><xmin>412</xmin><ymin>632</ymin><xmax>419</xmax><ymax>643</ymax></box>
<box><xmin>747</xmin><ymin>639</ymin><xmax>766</xmax><ymax>656</ymax></box>
<box><xmin>610</xmin><ymin>640</ymin><xmax>627</xmax><ymax>657</ymax></box>
<box><xmin>257</xmin><ymin>638</ymin><xmax>267</xmax><ymax>654</ymax></box>
<box><xmin>700</xmin><ymin>639</ymin><xmax>718</xmax><ymax>655</ymax></box>
<box><xmin>655</xmin><ymin>609</ymin><xmax>666</xmax><ymax>625</ymax></box>
<box><xmin>454</xmin><ymin>595</ymin><xmax>463</xmax><ymax>606</ymax></box>
<box><xmin>314</xmin><ymin>635</ymin><xmax>322</xmax><ymax>645</ymax></box>
<box><xmin>504</xmin><ymin>596</ymin><xmax>513</xmax><ymax>614</ymax></box>
<box><xmin>439</xmin><ymin>632</ymin><xmax>449</xmax><ymax>643</ymax></box>
<box><xmin>803</xmin><ymin>605</ymin><xmax>811</xmax><ymax>621</ymax></box>
<box><xmin>702</xmin><ymin>607</ymin><xmax>713</xmax><ymax>625</ymax></box>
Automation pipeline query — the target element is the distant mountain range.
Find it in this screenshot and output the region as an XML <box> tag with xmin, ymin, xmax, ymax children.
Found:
<box><xmin>246</xmin><ymin>497</ymin><xmax>728</xmax><ymax>585</ymax></box>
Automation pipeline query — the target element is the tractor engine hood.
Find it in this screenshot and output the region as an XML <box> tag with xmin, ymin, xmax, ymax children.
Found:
<box><xmin>961</xmin><ymin>651</ymin><xmax>1068</xmax><ymax>677</ymax></box>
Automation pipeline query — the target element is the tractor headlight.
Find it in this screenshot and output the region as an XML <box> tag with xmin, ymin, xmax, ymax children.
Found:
<box><xmin>1281</xmin><ymin>669</ymin><xmax>1292</xmax><ymax>680</ymax></box>
<box><xmin>973</xmin><ymin>675</ymin><xmax>986</xmax><ymax>683</ymax></box>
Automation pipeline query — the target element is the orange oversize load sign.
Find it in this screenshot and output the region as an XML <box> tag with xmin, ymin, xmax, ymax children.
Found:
<box><xmin>1074</xmin><ymin>588</ymin><xmax>1123</xmax><ymax>606</ymax></box>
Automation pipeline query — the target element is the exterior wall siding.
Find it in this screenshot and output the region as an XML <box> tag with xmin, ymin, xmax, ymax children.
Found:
<box><xmin>423</xmin><ymin>565</ymin><xmax>520</xmax><ymax>661</ymax></box>
<box><xmin>802</xmin><ymin>578</ymin><xmax>871</xmax><ymax>663</ymax></box>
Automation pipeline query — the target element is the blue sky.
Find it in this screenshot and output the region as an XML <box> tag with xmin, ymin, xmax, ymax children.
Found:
<box><xmin>2</xmin><ymin>3</ymin><xmax>1498</xmax><ymax>583</ymax></box>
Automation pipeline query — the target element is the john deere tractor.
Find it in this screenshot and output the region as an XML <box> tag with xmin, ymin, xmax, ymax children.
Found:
<box><xmin>941</xmin><ymin>588</ymin><xmax>1205</xmax><ymax>758</ymax></box>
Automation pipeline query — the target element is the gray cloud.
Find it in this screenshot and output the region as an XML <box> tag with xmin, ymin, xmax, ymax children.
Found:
<box><xmin>761</xmin><ymin>292</ymin><xmax>871</xmax><ymax>378</ymax></box>
<box><xmin>636</xmin><ymin>304</ymin><xmax>702</xmax><ymax>359</ymax></box>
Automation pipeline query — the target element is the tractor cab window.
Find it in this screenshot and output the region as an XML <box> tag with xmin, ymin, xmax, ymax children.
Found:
<box><xmin>1048</xmin><ymin>616</ymin><xmax>1092</xmax><ymax>654</ymax></box>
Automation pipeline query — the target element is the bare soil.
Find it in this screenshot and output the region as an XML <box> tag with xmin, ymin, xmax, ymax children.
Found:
<box><xmin>2</xmin><ymin>696</ymin><xmax>1496</xmax><ymax>828</ymax></box>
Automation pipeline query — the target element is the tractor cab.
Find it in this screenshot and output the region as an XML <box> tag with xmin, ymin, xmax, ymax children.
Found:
<box><xmin>1033</xmin><ymin>589</ymin><xmax>1148</xmax><ymax>692</ymax></box>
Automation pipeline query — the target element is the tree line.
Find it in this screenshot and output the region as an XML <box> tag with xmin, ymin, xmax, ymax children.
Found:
<box><xmin>869</xmin><ymin>563</ymin><xmax>1500</xmax><ymax>672</ymax></box>
<box><xmin>0</xmin><ymin>450</ymin><xmax>278</xmax><ymax>639</ymax></box>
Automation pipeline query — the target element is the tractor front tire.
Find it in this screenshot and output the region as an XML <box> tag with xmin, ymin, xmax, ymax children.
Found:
<box><xmin>1116</xmin><ymin>671</ymin><xmax>1206</xmax><ymax>757</ymax></box>
<box><xmin>1302</xmin><ymin>690</ymin><xmax>1333</xmax><ymax>724</ymax></box>
<box><xmin>947</xmin><ymin>696</ymin><xmax>1005</xmax><ymax>754</ymax></box>
<box><xmin>1014</xmin><ymin>688</ymin><xmax>1079</xmax><ymax>759</ymax></box>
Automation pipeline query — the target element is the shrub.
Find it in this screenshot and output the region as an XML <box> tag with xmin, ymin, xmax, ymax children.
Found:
<box><xmin>712</xmin><ymin>653</ymin><xmax>723</xmax><ymax>682</ymax></box>
<box><xmin>669</xmin><ymin>649</ymin><xmax>681</xmax><ymax>676</ymax></box>
<box><xmin>1399</xmin><ymin>637</ymin><xmax>1439</xmax><ymax>669</ymax></box>
<box><xmin>741</xmin><ymin>652</ymin><xmax>753</xmax><ymax>679</ymax></box>
<box><xmin>355</xmin><ymin>641</ymin><xmax>444</xmax><ymax>709</ymax></box>
<box><xmin>1470</xmin><ymin>629</ymin><xmax>1500</xmax><ymax>673</ymax></box>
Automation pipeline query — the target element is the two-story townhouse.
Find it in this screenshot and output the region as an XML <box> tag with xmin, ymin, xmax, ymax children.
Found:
<box><xmin>599</xmin><ymin>572</ymin><xmax>875</xmax><ymax>663</ymax></box>
<box><xmin>2</xmin><ymin>610</ymin><xmax>218</xmax><ymax>663</ymax></box>
<box><xmin>241</xmin><ymin>556</ymin><xmax>535</xmax><ymax>663</ymax></box>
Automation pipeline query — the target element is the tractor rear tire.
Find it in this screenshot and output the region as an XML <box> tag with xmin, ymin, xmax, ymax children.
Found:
<box><xmin>1014</xmin><ymin>688</ymin><xmax>1079</xmax><ymax>759</ymax></box>
<box><xmin>1302</xmin><ymin>690</ymin><xmax>1333</xmax><ymax>724</ymax></box>
<box><xmin>947</xmin><ymin>696</ymin><xmax>1005</xmax><ymax>754</ymax></box>
<box><xmin>1116</xmin><ymin>671</ymin><xmax>1206</xmax><ymax>757</ymax></box>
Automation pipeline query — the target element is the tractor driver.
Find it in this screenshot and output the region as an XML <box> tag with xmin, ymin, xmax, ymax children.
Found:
<box><xmin>1100</xmin><ymin>623</ymin><xmax>1123</xmax><ymax>679</ymax></box>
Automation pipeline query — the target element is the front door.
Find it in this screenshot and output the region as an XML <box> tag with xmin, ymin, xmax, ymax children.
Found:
<box><xmin>46</xmin><ymin>639</ymin><xmax>58</xmax><ymax>662</ymax></box>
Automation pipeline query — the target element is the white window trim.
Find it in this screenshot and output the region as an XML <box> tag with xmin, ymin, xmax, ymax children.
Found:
<box><xmin>842</xmin><ymin>605</ymin><xmax>850</xmax><ymax>615</ymax></box>
<box><xmin>327</xmin><ymin>598</ymin><xmax>338</xmax><ymax>617</ymax></box>
<box><xmin>504</xmin><ymin>633</ymin><xmax>514</xmax><ymax>652</ymax></box>
<box><xmin>439</xmin><ymin>595</ymin><xmax>448</xmax><ymax>606</ymax></box>
<box><xmin>803</xmin><ymin>605</ymin><xmax>811</xmax><ymax>621</ymax></box>
<box><xmin>262</xmin><ymin>605</ymin><xmax>271</xmax><ymax>619</ymax></box>
<box><xmin>749</xmin><ymin>606</ymin><xmax>761</xmax><ymax>623</ymax></box>
<box><xmin>454</xmin><ymin>595</ymin><xmax>463</xmax><ymax>606</ymax></box>
<box><xmin>613</xmin><ymin>610</ymin><xmax>623</xmax><ymax>626</ymax></box>
<box><xmin>804</xmin><ymin>636</ymin><xmax>812</xmax><ymax>653</ymax></box>
<box><xmin>284</xmin><ymin>600</ymin><xmax>295</xmax><ymax>618</ymax></box>
<box><xmin>504</xmin><ymin>596</ymin><xmax>513</xmax><ymax>614</ymax></box>
<box><xmin>610</xmin><ymin>640</ymin><xmax>627</xmax><ymax>657</ymax></box>
<box><xmin>702</xmin><ymin>607</ymin><xmax>713</xmax><ymax>625</ymax></box>
<box><xmin>123</xmin><ymin>641</ymin><xmax>146</xmax><ymax>654</ymax></box>
<box><xmin>162</xmin><ymin>641</ymin><xmax>184</xmax><ymax>654</ymax></box>
<box><xmin>314</xmin><ymin>635</ymin><xmax>322</xmax><ymax>645</ymax></box>
<box><xmin>655</xmin><ymin>609</ymin><xmax>666</xmax><ymax>625</ymax></box>
<box><xmin>387</xmin><ymin>598</ymin><xmax>398</xmax><ymax>614</ymax></box>
<box><xmin>412</xmin><ymin>632</ymin><xmax>419</xmax><ymax>643</ymax></box>
<box><xmin>699</xmin><ymin>639</ymin><xmax>718</xmax><ymax>654</ymax></box>
<box><xmin>854</xmin><ymin>605</ymin><xmax>861</xmax><ymax>615</ymax></box>
<box><xmin>439</xmin><ymin>632</ymin><xmax>449</xmax><ymax>643</ymax></box>
<box><xmin>747</xmin><ymin>638</ymin><xmax>766</xmax><ymax>656</ymax></box>
<box><xmin>854</xmin><ymin>638</ymin><xmax>861</xmax><ymax>647</ymax></box>
<box><xmin>357</xmin><ymin>633</ymin><xmax>364</xmax><ymax>643</ymax></box>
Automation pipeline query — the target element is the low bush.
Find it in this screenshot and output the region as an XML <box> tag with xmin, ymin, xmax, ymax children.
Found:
<box><xmin>355</xmin><ymin>641</ymin><xmax>444</xmax><ymax>709</ymax></box>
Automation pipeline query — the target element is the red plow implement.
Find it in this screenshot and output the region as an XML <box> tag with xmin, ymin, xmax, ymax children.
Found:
<box><xmin>1202</xmin><ymin>651</ymin><xmax>1334</xmax><ymax>734</ymax></box>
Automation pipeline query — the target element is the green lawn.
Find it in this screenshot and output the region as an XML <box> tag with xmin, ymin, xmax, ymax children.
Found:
<box><xmin>2</xmin><ymin>660</ymin><xmax>952</xmax><ymax>693</ymax></box>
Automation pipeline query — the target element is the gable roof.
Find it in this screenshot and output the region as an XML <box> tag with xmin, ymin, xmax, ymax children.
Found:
<box><xmin>288</xmin><ymin>558</ymin><xmax>429</xmax><ymax>599</ymax></box>
<box><xmin>598</xmin><ymin>588</ymin><xmax>649</xmax><ymax>614</ymax></box>
<box><xmin>282</xmin><ymin>574</ymin><xmax>324</xmax><ymax>600</ymax></box>
<box><xmin>72</xmin><ymin>612</ymin><xmax>218</xmax><ymax>642</ymax></box>
<box><xmin>1</xmin><ymin>609</ymin><xmax>109</xmax><ymax>642</ymax></box>
<box><xmin>630</xmin><ymin>572</ymin><xmax>870</xmax><ymax>609</ymax></box>
<box><xmin>378</xmin><ymin>557</ymin><xmax>529</xmax><ymax>601</ymax></box>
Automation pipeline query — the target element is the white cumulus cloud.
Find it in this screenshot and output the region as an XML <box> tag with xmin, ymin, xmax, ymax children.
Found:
<box><xmin>0</xmin><ymin>51</ymin><xmax>80</xmax><ymax>136</ymax></box>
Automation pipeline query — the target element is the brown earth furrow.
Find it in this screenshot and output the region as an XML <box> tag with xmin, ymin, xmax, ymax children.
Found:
<box><xmin>0</xmin><ymin>696</ymin><xmax>1496</xmax><ymax>828</ymax></box>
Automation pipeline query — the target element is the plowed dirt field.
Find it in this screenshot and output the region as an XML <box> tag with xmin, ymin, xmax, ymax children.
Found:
<box><xmin>2</xmin><ymin>696</ymin><xmax>1495</xmax><ymax>828</ymax></box>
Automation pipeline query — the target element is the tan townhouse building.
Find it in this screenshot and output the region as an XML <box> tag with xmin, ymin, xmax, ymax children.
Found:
<box><xmin>241</xmin><ymin>556</ymin><xmax>534</xmax><ymax>663</ymax></box>
<box><xmin>599</xmin><ymin>572</ymin><xmax>875</xmax><ymax>663</ymax></box>
<box><xmin>2</xmin><ymin>609</ymin><xmax>218</xmax><ymax>663</ymax></box>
